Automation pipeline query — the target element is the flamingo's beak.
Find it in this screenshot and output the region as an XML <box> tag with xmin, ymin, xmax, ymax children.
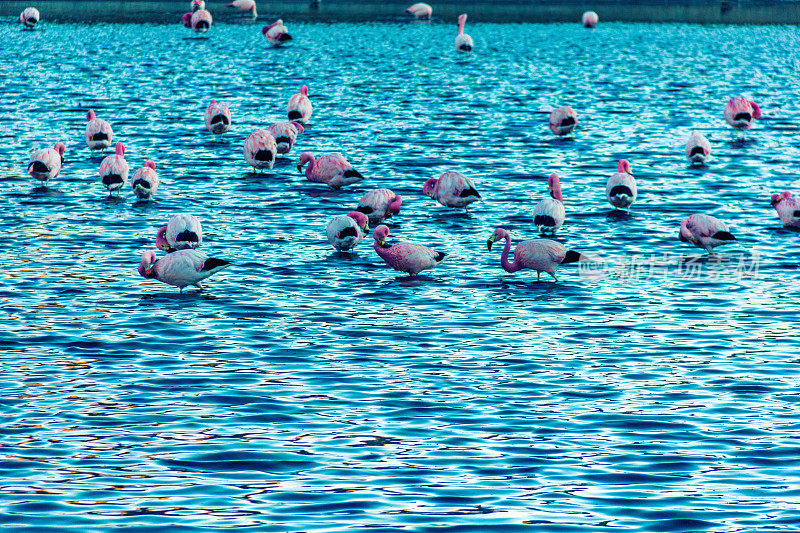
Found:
<box><xmin>144</xmin><ymin>265</ymin><xmax>153</xmax><ymax>276</ymax></box>
<box><xmin>487</xmin><ymin>234</ymin><xmax>498</xmax><ymax>250</ymax></box>
<box><xmin>296</xmin><ymin>162</ymin><xmax>303</xmax><ymax>172</ymax></box>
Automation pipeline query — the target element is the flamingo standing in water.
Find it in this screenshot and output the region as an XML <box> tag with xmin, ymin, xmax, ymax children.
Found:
<box><xmin>487</xmin><ymin>228</ymin><xmax>584</xmax><ymax>281</ymax></box>
<box><xmin>28</xmin><ymin>142</ymin><xmax>65</xmax><ymax>186</ymax></box>
<box><xmin>606</xmin><ymin>159</ymin><xmax>636</xmax><ymax>211</ymax></box>
<box><xmin>287</xmin><ymin>85</ymin><xmax>312</xmax><ymax>123</ymax></box>
<box><xmin>356</xmin><ymin>188</ymin><xmax>403</xmax><ymax>224</ymax></box>
<box><xmin>679</xmin><ymin>214</ymin><xmax>736</xmax><ymax>254</ymax></box>
<box><xmin>724</xmin><ymin>97</ymin><xmax>761</xmax><ymax>132</ymax></box>
<box><xmin>99</xmin><ymin>142</ymin><xmax>129</xmax><ymax>195</ymax></box>
<box><xmin>297</xmin><ymin>152</ymin><xmax>363</xmax><ymax>189</ymax></box>
<box><xmin>263</xmin><ymin>20</ymin><xmax>291</xmax><ymax>45</ymax></box>
<box><xmin>131</xmin><ymin>161</ymin><xmax>159</xmax><ymax>200</ymax></box>
<box><xmin>455</xmin><ymin>14</ymin><xmax>473</xmax><ymax>52</ymax></box>
<box><xmin>405</xmin><ymin>3</ymin><xmax>432</xmax><ymax>19</ymax></box>
<box><xmin>326</xmin><ymin>211</ymin><xmax>369</xmax><ymax>251</ymax></box>
<box><xmin>227</xmin><ymin>0</ymin><xmax>257</xmax><ymax>18</ymax></box>
<box><xmin>157</xmin><ymin>214</ymin><xmax>203</xmax><ymax>252</ymax></box>
<box><xmin>204</xmin><ymin>100</ymin><xmax>231</xmax><ymax>140</ymax></box>
<box><xmin>85</xmin><ymin>110</ymin><xmax>113</xmax><ymax>153</ymax></box>
<box><xmin>181</xmin><ymin>13</ymin><xmax>192</xmax><ymax>27</ymax></box>
<box><xmin>685</xmin><ymin>131</ymin><xmax>711</xmax><ymax>164</ymax></box>
<box><xmin>268</xmin><ymin>121</ymin><xmax>304</xmax><ymax>155</ymax></box>
<box><xmin>139</xmin><ymin>250</ymin><xmax>230</xmax><ymax>292</ymax></box>
<box><xmin>373</xmin><ymin>225</ymin><xmax>447</xmax><ymax>276</ymax></box>
<box><xmin>423</xmin><ymin>171</ymin><xmax>480</xmax><ymax>212</ymax></box>
<box><xmin>582</xmin><ymin>11</ymin><xmax>598</xmax><ymax>27</ymax></box>
<box><xmin>191</xmin><ymin>9</ymin><xmax>212</xmax><ymax>33</ymax></box>
<box><xmin>19</xmin><ymin>7</ymin><xmax>40</xmax><ymax>28</ymax></box>
<box><xmin>771</xmin><ymin>192</ymin><xmax>800</xmax><ymax>228</ymax></box>
<box><xmin>243</xmin><ymin>130</ymin><xmax>277</xmax><ymax>171</ymax></box>
<box><xmin>549</xmin><ymin>107</ymin><xmax>577</xmax><ymax>136</ymax></box>
<box><xmin>533</xmin><ymin>173</ymin><xmax>565</xmax><ymax>234</ymax></box>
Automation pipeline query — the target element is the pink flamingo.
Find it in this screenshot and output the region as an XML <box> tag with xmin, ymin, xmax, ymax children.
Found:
<box><xmin>28</xmin><ymin>142</ymin><xmax>65</xmax><ymax>185</ymax></box>
<box><xmin>679</xmin><ymin>214</ymin><xmax>736</xmax><ymax>254</ymax></box>
<box><xmin>263</xmin><ymin>19</ymin><xmax>292</xmax><ymax>45</ymax></box>
<box><xmin>455</xmin><ymin>14</ymin><xmax>473</xmax><ymax>52</ymax></box>
<box><xmin>487</xmin><ymin>228</ymin><xmax>584</xmax><ymax>281</ymax></box>
<box><xmin>297</xmin><ymin>152</ymin><xmax>364</xmax><ymax>189</ymax></box>
<box><xmin>191</xmin><ymin>9</ymin><xmax>212</xmax><ymax>33</ymax></box>
<box><xmin>157</xmin><ymin>214</ymin><xmax>203</xmax><ymax>252</ymax></box>
<box><xmin>99</xmin><ymin>142</ymin><xmax>129</xmax><ymax>195</ymax></box>
<box><xmin>423</xmin><ymin>171</ymin><xmax>480</xmax><ymax>212</ymax></box>
<box><xmin>181</xmin><ymin>13</ymin><xmax>192</xmax><ymax>27</ymax></box>
<box><xmin>19</xmin><ymin>7</ymin><xmax>40</xmax><ymax>28</ymax></box>
<box><xmin>243</xmin><ymin>130</ymin><xmax>277</xmax><ymax>171</ymax></box>
<box><xmin>724</xmin><ymin>97</ymin><xmax>761</xmax><ymax>131</ymax></box>
<box><xmin>205</xmin><ymin>100</ymin><xmax>231</xmax><ymax>139</ymax></box>
<box><xmin>326</xmin><ymin>211</ymin><xmax>369</xmax><ymax>251</ymax></box>
<box><xmin>139</xmin><ymin>250</ymin><xmax>230</xmax><ymax>292</ymax></box>
<box><xmin>582</xmin><ymin>11</ymin><xmax>598</xmax><ymax>27</ymax></box>
<box><xmin>131</xmin><ymin>161</ymin><xmax>158</xmax><ymax>200</ymax></box>
<box><xmin>373</xmin><ymin>225</ymin><xmax>447</xmax><ymax>276</ymax></box>
<box><xmin>606</xmin><ymin>159</ymin><xmax>636</xmax><ymax>211</ymax></box>
<box><xmin>85</xmin><ymin>110</ymin><xmax>113</xmax><ymax>153</ymax></box>
<box><xmin>268</xmin><ymin>121</ymin><xmax>304</xmax><ymax>154</ymax></box>
<box><xmin>771</xmin><ymin>192</ymin><xmax>800</xmax><ymax>228</ymax></box>
<box><xmin>685</xmin><ymin>131</ymin><xmax>711</xmax><ymax>164</ymax></box>
<box><xmin>549</xmin><ymin>107</ymin><xmax>577</xmax><ymax>136</ymax></box>
<box><xmin>533</xmin><ymin>173</ymin><xmax>565</xmax><ymax>234</ymax></box>
<box><xmin>405</xmin><ymin>3</ymin><xmax>432</xmax><ymax>19</ymax></box>
<box><xmin>191</xmin><ymin>0</ymin><xmax>205</xmax><ymax>11</ymax></box>
<box><xmin>287</xmin><ymin>85</ymin><xmax>312</xmax><ymax>124</ymax></box>
<box><xmin>226</xmin><ymin>0</ymin><xmax>257</xmax><ymax>17</ymax></box>
<box><xmin>356</xmin><ymin>188</ymin><xmax>403</xmax><ymax>224</ymax></box>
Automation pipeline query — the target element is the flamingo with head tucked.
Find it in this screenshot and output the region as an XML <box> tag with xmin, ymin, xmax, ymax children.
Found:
<box><xmin>191</xmin><ymin>9</ymin><xmax>212</xmax><ymax>33</ymax></box>
<box><xmin>297</xmin><ymin>152</ymin><xmax>363</xmax><ymax>189</ymax></box>
<box><xmin>356</xmin><ymin>188</ymin><xmax>403</xmax><ymax>224</ymax></box>
<box><xmin>157</xmin><ymin>214</ymin><xmax>203</xmax><ymax>252</ymax></box>
<box><xmin>549</xmin><ymin>107</ymin><xmax>577</xmax><ymax>136</ymax></box>
<box><xmin>28</xmin><ymin>142</ymin><xmax>65</xmax><ymax>186</ymax></box>
<box><xmin>679</xmin><ymin>214</ymin><xmax>736</xmax><ymax>254</ymax></box>
<box><xmin>85</xmin><ymin>110</ymin><xmax>113</xmax><ymax>153</ymax></box>
<box><xmin>373</xmin><ymin>225</ymin><xmax>447</xmax><ymax>276</ymax></box>
<box><xmin>205</xmin><ymin>100</ymin><xmax>231</xmax><ymax>139</ymax></box>
<box><xmin>582</xmin><ymin>11</ymin><xmax>598</xmax><ymax>27</ymax></box>
<box><xmin>771</xmin><ymin>192</ymin><xmax>800</xmax><ymax>228</ymax></box>
<box><xmin>455</xmin><ymin>14</ymin><xmax>473</xmax><ymax>52</ymax></box>
<box><xmin>533</xmin><ymin>173</ymin><xmax>565</xmax><ymax>234</ymax></box>
<box><xmin>405</xmin><ymin>3</ymin><xmax>432</xmax><ymax>19</ymax></box>
<box><xmin>131</xmin><ymin>161</ymin><xmax>158</xmax><ymax>200</ymax></box>
<box><xmin>423</xmin><ymin>171</ymin><xmax>480</xmax><ymax>212</ymax></box>
<box><xmin>19</xmin><ymin>7</ymin><xmax>40</xmax><ymax>28</ymax></box>
<box><xmin>606</xmin><ymin>159</ymin><xmax>636</xmax><ymax>211</ymax></box>
<box><xmin>263</xmin><ymin>19</ymin><xmax>291</xmax><ymax>45</ymax></box>
<box><xmin>268</xmin><ymin>121</ymin><xmax>304</xmax><ymax>155</ymax></box>
<box><xmin>487</xmin><ymin>227</ymin><xmax>585</xmax><ymax>281</ymax></box>
<box><xmin>139</xmin><ymin>250</ymin><xmax>230</xmax><ymax>292</ymax></box>
<box><xmin>287</xmin><ymin>85</ymin><xmax>312</xmax><ymax>123</ymax></box>
<box><xmin>685</xmin><ymin>131</ymin><xmax>711</xmax><ymax>164</ymax></box>
<box><xmin>99</xmin><ymin>142</ymin><xmax>128</xmax><ymax>195</ymax></box>
<box><xmin>326</xmin><ymin>211</ymin><xmax>369</xmax><ymax>251</ymax></box>
<box><xmin>243</xmin><ymin>130</ymin><xmax>277</xmax><ymax>171</ymax></box>
<box><xmin>227</xmin><ymin>0</ymin><xmax>257</xmax><ymax>17</ymax></box>
<box><xmin>181</xmin><ymin>12</ymin><xmax>192</xmax><ymax>27</ymax></box>
<box><xmin>724</xmin><ymin>97</ymin><xmax>761</xmax><ymax>131</ymax></box>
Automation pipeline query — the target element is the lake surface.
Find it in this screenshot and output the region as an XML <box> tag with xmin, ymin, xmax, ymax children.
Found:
<box><xmin>1</xmin><ymin>20</ymin><xmax>799</xmax><ymax>532</ymax></box>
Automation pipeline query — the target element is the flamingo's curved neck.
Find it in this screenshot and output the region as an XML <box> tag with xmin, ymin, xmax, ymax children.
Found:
<box><xmin>304</xmin><ymin>155</ymin><xmax>315</xmax><ymax>179</ymax></box>
<box><xmin>500</xmin><ymin>234</ymin><xmax>521</xmax><ymax>273</ymax></box>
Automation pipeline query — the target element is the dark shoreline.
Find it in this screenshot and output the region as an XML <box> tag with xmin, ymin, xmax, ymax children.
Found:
<box><xmin>2</xmin><ymin>0</ymin><xmax>800</xmax><ymax>24</ymax></box>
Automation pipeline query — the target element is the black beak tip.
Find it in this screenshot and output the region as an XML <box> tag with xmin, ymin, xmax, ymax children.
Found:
<box><xmin>487</xmin><ymin>239</ymin><xmax>493</xmax><ymax>251</ymax></box>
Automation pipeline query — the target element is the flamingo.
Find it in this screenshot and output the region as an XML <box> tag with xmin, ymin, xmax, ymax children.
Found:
<box><xmin>326</xmin><ymin>211</ymin><xmax>369</xmax><ymax>251</ymax></box>
<box><xmin>181</xmin><ymin>13</ymin><xmax>192</xmax><ymax>27</ymax></box>
<box><xmin>685</xmin><ymin>131</ymin><xmax>711</xmax><ymax>164</ymax></box>
<box><xmin>19</xmin><ymin>7</ymin><xmax>40</xmax><ymax>28</ymax></box>
<box><xmin>297</xmin><ymin>153</ymin><xmax>363</xmax><ymax>189</ymax></box>
<box><xmin>455</xmin><ymin>14</ymin><xmax>473</xmax><ymax>52</ymax></box>
<box><xmin>606</xmin><ymin>159</ymin><xmax>636</xmax><ymax>211</ymax></box>
<box><xmin>85</xmin><ymin>110</ymin><xmax>113</xmax><ymax>153</ymax></box>
<box><xmin>157</xmin><ymin>214</ymin><xmax>203</xmax><ymax>252</ymax></box>
<box><xmin>405</xmin><ymin>3</ymin><xmax>432</xmax><ymax>19</ymax></box>
<box><xmin>262</xmin><ymin>19</ymin><xmax>292</xmax><ymax>46</ymax></box>
<box><xmin>243</xmin><ymin>130</ymin><xmax>277</xmax><ymax>171</ymax></box>
<box><xmin>724</xmin><ymin>97</ymin><xmax>761</xmax><ymax>131</ymax></box>
<box><xmin>131</xmin><ymin>161</ymin><xmax>159</xmax><ymax>200</ymax></box>
<box><xmin>99</xmin><ymin>142</ymin><xmax>129</xmax><ymax>195</ymax></box>
<box><xmin>191</xmin><ymin>0</ymin><xmax>205</xmax><ymax>11</ymax></box>
<box><xmin>356</xmin><ymin>189</ymin><xmax>403</xmax><ymax>224</ymax></box>
<box><xmin>582</xmin><ymin>11</ymin><xmax>598</xmax><ymax>27</ymax></box>
<box><xmin>549</xmin><ymin>107</ymin><xmax>577</xmax><ymax>136</ymax></box>
<box><xmin>771</xmin><ymin>192</ymin><xmax>800</xmax><ymax>228</ymax></box>
<box><xmin>533</xmin><ymin>173</ymin><xmax>565</xmax><ymax>234</ymax></box>
<box><xmin>204</xmin><ymin>100</ymin><xmax>231</xmax><ymax>139</ymax></box>
<box><xmin>139</xmin><ymin>250</ymin><xmax>230</xmax><ymax>292</ymax></box>
<box><xmin>28</xmin><ymin>142</ymin><xmax>65</xmax><ymax>186</ymax></box>
<box><xmin>268</xmin><ymin>121</ymin><xmax>304</xmax><ymax>154</ymax></box>
<box><xmin>679</xmin><ymin>214</ymin><xmax>736</xmax><ymax>254</ymax></box>
<box><xmin>487</xmin><ymin>228</ymin><xmax>584</xmax><ymax>281</ymax></box>
<box><xmin>373</xmin><ymin>225</ymin><xmax>447</xmax><ymax>276</ymax></box>
<box><xmin>191</xmin><ymin>9</ymin><xmax>212</xmax><ymax>33</ymax></box>
<box><xmin>287</xmin><ymin>85</ymin><xmax>312</xmax><ymax>124</ymax></box>
<box><xmin>226</xmin><ymin>0</ymin><xmax>257</xmax><ymax>17</ymax></box>
<box><xmin>423</xmin><ymin>171</ymin><xmax>480</xmax><ymax>212</ymax></box>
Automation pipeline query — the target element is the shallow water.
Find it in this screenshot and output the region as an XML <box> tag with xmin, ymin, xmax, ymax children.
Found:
<box><xmin>1</xmin><ymin>20</ymin><xmax>799</xmax><ymax>532</ymax></box>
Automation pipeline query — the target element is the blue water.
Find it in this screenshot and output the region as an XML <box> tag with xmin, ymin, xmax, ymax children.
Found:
<box><xmin>2</xmin><ymin>19</ymin><xmax>800</xmax><ymax>532</ymax></box>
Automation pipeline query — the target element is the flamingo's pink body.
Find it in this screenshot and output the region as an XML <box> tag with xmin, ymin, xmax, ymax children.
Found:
<box><xmin>28</xmin><ymin>142</ymin><xmax>65</xmax><ymax>184</ymax></box>
<box><xmin>685</xmin><ymin>131</ymin><xmax>711</xmax><ymax>164</ymax></box>
<box><xmin>549</xmin><ymin>106</ymin><xmax>577</xmax><ymax>135</ymax></box>
<box><xmin>679</xmin><ymin>214</ymin><xmax>736</xmax><ymax>253</ymax></box>
<box><xmin>99</xmin><ymin>142</ymin><xmax>129</xmax><ymax>193</ymax></box>
<box><xmin>243</xmin><ymin>130</ymin><xmax>277</xmax><ymax>170</ymax></box>
<box><xmin>423</xmin><ymin>171</ymin><xmax>480</xmax><ymax>210</ymax></box>
<box><xmin>582</xmin><ymin>11</ymin><xmax>598</xmax><ymax>27</ymax></box>
<box><xmin>19</xmin><ymin>7</ymin><xmax>40</xmax><ymax>28</ymax></box>
<box><xmin>771</xmin><ymin>192</ymin><xmax>800</xmax><ymax>228</ymax></box>
<box><xmin>724</xmin><ymin>97</ymin><xmax>761</xmax><ymax>130</ymax></box>
<box><xmin>227</xmin><ymin>0</ymin><xmax>257</xmax><ymax>17</ymax></box>
<box><xmin>326</xmin><ymin>211</ymin><xmax>369</xmax><ymax>251</ymax></box>
<box><xmin>405</xmin><ymin>3</ymin><xmax>432</xmax><ymax>19</ymax></box>
<box><xmin>181</xmin><ymin>12</ymin><xmax>192</xmax><ymax>27</ymax></box>
<box><xmin>268</xmin><ymin>121</ymin><xmax>304</xmax><ymax>154</ymax></box>
<box><xmin>606</xmin><ymin>159</ymin><xmax>636</xmax><ymax>210</ymax></box>
<box><xmin>263</xmin><ymin>19</ymin><xmax>291</xmax><ymax>46</ymax></box>
<box><xmin>139</xmin><ymin>250</ymin><xmax>230</xmax><ymax>291</ymax></box>
<box><xmin>373</xmin><ymin>225</ymin><xmax>447</xmax><ymax>276</ymax></box>
<box><xmin>487</xmin><ymin>228</ymin><xmax>583</xmax><ymax>281</ymax></box>
<box><xmin>356</xmin><ymin>188</ymin><xmax>403</xmax><ymax>224</ymax></box>
<box><xmin>132</xmin><ymin>161</ymin><xmax>159</xmax><ymax>200</ymax></box>
<box><xmin>191</xmin><ymin>9</ymin><xmax>212</xmax><ymax>32</ymax></box>
<box><xmin>85</xmin><ymin>110</ymin><xmax>113</xmax><ymax>152</ymax></box>
<box><xmin>157</xmin><ymin>214</ymin><xmax>203</xmax><ymax>252</ymax></box>
<box><xmin>205</xmin><ymin>100</ymin><xmax>231</xmax><ymax>137</ymax></box>
<box><xmin>455</xmin><ymin>14</ymin><xmax>473</xmax><ymax>52</ymax></box>
<box><xmin>287</xmin><ymin>85</ymin><xmax>312</xmax><ymax>124</ymax></box>
<box><xmin>533</xmin><ymin>173</ymin><xmax>565</xmax><ymax>233</ymax></box>
<box><xmin>297</xmin><ymin>152</ymin><xmax>363</xmax><ymax>189</ymax></box>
